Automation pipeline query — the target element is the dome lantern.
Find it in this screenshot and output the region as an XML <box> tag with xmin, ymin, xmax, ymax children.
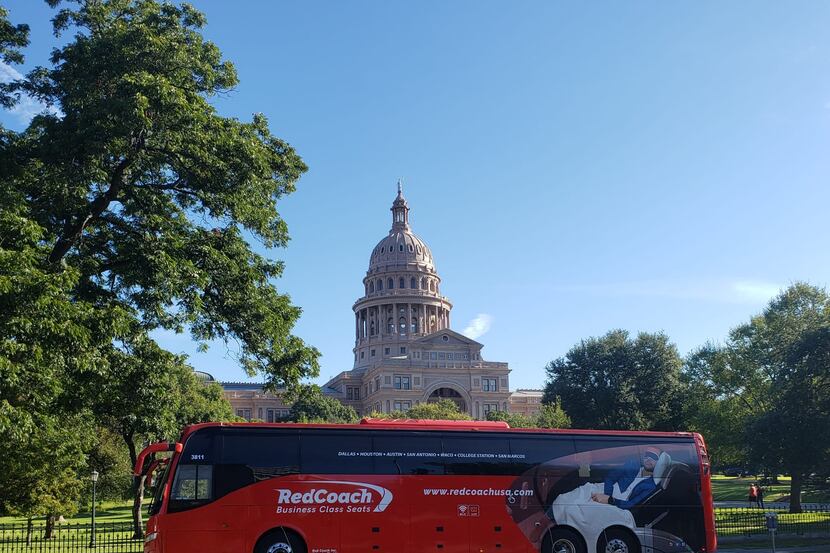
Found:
<box><xmin>391</xmin><ymin>179</ymin><xmax>410</xmax><ymax>231</ymax></box>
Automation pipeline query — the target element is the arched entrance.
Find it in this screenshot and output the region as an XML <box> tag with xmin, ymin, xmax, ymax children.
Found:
<box><xmin>427</xmin><ymin>387</ymin><xmax>466</xmax><ymax>412</ymax></box>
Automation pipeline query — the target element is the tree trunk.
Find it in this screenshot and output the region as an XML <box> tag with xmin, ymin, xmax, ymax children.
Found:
<box><xmin>25</xmin><ymin>517</ymin><xmax>33</xmax><ymax>546</ymax></box>
<box><xmin>789</xmin><ymin>472</ymin><xmax>803</xmax><ymax>513</ymax></box>
<box><xmin>43</xmin><ymin>514</ymin><xmax>55</xmax><ymax>539</ymax></box>
<box><xmin>124</xmin><ymin>435</ymin><xmax>145</xmax><ymax>539</ymax></box>
<box><xmin>132</xmin><ymin>474</ymin><xmax>146</xmax><ymax>539</ymax></box>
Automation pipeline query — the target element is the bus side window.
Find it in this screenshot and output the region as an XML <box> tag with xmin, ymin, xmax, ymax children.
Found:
<box><xmin>372</xmin><ymin>434</ymin><xmax>444</xmax><ymax>475</ymax></box>
<box><xmin>300</xmin><ymin>431</ymin><xmax>373</xmax><ymax>474</ymax></box>
<box><xmin>171</xmin><ymin>465</ymin><xmax>213</xmax><ymax>501</ymax></box>
<box><xmin>442</xmin><ymin>435</ymin><xmax>511</xmax><ymax>475</ymax></box>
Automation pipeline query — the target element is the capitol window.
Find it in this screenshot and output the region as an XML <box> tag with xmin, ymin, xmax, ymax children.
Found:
<box><xmin>394</xmin><ymin>375</ymin><xmax>411</xmax><ymax>390</ymax></box>
<box><xmin>399</xmin><ymin>244</ymin><xmax>404</xmax><ymax>252</ymax></box>
<box><xmin>483</xmin><ymin>378</ymin><xmax>498</xmax><ymax>392</ymax></box>
<box><xmin>369</xmin><ymin>281</ymin><xmax>374</xmax><ymax>293</ymax></box>
<box><xmin>408</xmin><ymin>245</ymin><xmax>413</xmax><ymax>252</ymax></box>
<box><xmin>410</xmin><ymin>277</ymin><xmax>416</xmax><ymax>288</ymax></box>
<box><xmin>388</xmin><ymin>278</ymin><xmax>394</xmax><ymax>289</ymax></box>
<box><xmin>399</xmin><ymin>277</ymin><xmax>405</xmax><ymax>288</ymax></box>
<box><xmin>377</xmin><ymin>279</ymin><xmax>383</xmax><ymax>290</ymax></box>
<box><xmin>400</xmin><ymin>347</ymin><xmax>406</xmax><ymax>354</ymax></box>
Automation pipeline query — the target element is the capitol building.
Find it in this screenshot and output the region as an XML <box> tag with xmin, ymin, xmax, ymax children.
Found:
<box><xmin>215</xmin><ymin>185</ymin><xmax>542</xmax><ymax>420</ymax></box>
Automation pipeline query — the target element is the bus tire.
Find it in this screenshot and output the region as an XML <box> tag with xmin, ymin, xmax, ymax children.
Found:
<box><xmin>254</xmin><ymin>528</ymin><xmax>307</xmax><ymax>553</ymax></box>
<box><xmin>597</xmin><ymin>527</ymin><xmax>639</xmax><ymax>553</ymax></box>
<box><xmin>542</xmin><ymin>527</ymin><xmax>586</xmax><ymax>553</ymax></box>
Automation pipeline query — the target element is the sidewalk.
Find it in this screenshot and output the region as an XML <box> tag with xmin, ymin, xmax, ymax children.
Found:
<box><xmin>719</xmin><ymin>547</ymin><xmax>827</xmax><ymax>553</ymax></box>
<box><xmin>717</xmin><ymin>539</ymin><xmax>830</xmax><ymax>553</ymax></box>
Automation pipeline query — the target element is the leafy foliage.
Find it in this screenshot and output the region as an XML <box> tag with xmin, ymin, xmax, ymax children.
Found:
<box><xmin>1</xmin><ymin>0</ymin><xmax>318</xmax><ymax>390</ymax></box>
<box><xmin>1</xmin><ymin>0</ymin><xmax>313</xmax><ymax>521</ymax></box>
<box><xmin>686</xmin><ymin>283</ymin><xmax>830</xmax><ymax>512</ymax></box>
<box><xmin>485</xmin><ymin>399</ymin><xmax>571</xmax><ymax>428</ymax></box>
<box><xmin>371</xmin><ymin>399</ymin><xmax>473</xmax><ymax>421</ymax></box>
<box><xmin>0</xmin><ymin>413</ymin><xmax>94</xmax><ymax>519</ymax></box>
<box><xmin>287</xmin><ymin>386</ymin><xmax>359</xmax><ymax>424</ymax></box>
<box><xmin>536</xmin><ymin>400</ymin><xmax>572</xmax><ymax>429</ymax></box>
<box><xmin>543</xmin><ymin>330</ymin><xmax>683</xmax><ymax>430</ymax></box>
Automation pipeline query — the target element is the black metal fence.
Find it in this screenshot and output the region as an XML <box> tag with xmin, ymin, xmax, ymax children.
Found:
<box><xmin>0</xmin><ymin>522</ymin><xmax>141</xmax><ymax>553</ymax></box>
<box><xmin>2</xmin><ymin>508</ymin><xmax>829</xmax><ymax>549</ymax></box>
<box><xmin>716</xmin><ymin>506</ymin><xmax>830</xmax><ymax>537</ymax></box>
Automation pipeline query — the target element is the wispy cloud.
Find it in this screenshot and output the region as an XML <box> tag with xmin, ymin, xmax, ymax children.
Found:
<box><xmin>552</xmin><ymin>278</ymin><xmax>782</xmax><ymax>305</ymax></box>
<box><xmin>730</xmin><ymin>280</ymin><xmax>781</xmax><ymax>303</ymax></box>
<box><xmin>0</xmin><ymin>61</ymin><xmax>57</xmax><ymax>125</ymax></box>
<box><xmin>463</xmin><ymin>313</ymin><xmax>493</xmax><ymax>340</ymax></box>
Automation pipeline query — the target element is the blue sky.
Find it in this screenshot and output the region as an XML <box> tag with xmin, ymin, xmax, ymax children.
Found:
<box><xmin>3</xmin><ymin>1</ymin><xmax>830</xmax><ymax>390</ymax></box>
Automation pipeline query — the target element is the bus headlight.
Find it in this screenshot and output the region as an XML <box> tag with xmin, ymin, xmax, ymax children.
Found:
<box><xmin>144</xmin><ymin>532</ymin><xmax>158</xmax><ymax>544</ymax></box>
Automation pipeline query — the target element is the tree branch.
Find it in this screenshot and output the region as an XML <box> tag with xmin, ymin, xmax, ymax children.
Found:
<box><xmin>47</xmin><ymin>155</ymin><xmax>134</xmax><ymax>264</ymax></box>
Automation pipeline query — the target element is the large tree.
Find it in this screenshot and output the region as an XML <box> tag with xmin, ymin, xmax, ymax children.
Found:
<box><xmin>679</xmin><ymin>345</ymin><xmax>751</xmax><ymax>469</ymax></box>
<box><xmin>287</xmin><ymin>386</ymin><xmax>359</xmax><ymax>424</ymax></box>
<box><xmin>1</xmin><ymin>0</ymin><xmax>316</xmax><ymax>528</ymax></box>
<box><xmin>543</xmin><ymin>330</ymin><xmax>683</xmax><ymax>431</ymax></box>
<box><xmin>92</xmin><ymin>334</ymin><xmax>234</xmax><ymax>536</ymax></box>
<box><xmin>1</xmin><ymin>0</ymin><xmax>318</xmax><ymax>391</ymax></box>
<box><xmin>690</xmin><ymin>283</ymin><xmax>830</xmax><ymax>512</ymax></box>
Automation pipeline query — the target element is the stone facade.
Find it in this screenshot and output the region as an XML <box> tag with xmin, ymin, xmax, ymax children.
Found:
<box><xmin>214</xmin><ymin>184</ymin><xmax>529</xmax><ymax>420</ymax></box>
<box><xmin>323</xmin><ymin>185</ymin><xmax>511</xmax><ymax>418</ymax></box>
<box><xmin>508</xmin><ymin>389</ymin><xmax>545</xmax><ymax>418</ymax></box>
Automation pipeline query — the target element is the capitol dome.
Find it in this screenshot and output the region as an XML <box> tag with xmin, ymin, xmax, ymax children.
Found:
<box><xmin>367</xmin><ymin>183</ymin><xmax>436</xmax><ymax>273</ymax></box>
<box><xmin>369</xmin><ymin>231</ymin><xmax>434</xmax><ymax>271</ymax></box>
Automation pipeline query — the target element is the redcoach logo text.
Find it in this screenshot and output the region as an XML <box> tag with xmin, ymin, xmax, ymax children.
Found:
<box><xmin>275</xmin><ymin>480</ymin><xmax>394</xmax><ymax>514</ymax></box>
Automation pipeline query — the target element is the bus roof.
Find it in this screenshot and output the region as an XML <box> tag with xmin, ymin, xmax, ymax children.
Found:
<box><xmin>177</xmin><ymin>419</ymin><xmax>698</xmax><ymax>441</ymax></box>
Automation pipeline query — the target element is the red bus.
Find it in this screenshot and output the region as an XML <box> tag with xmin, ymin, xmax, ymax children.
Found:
<box><xmin>135</xmin><ymin>419</ymin><xmax>716</xmax><ymax>553</ymax></box>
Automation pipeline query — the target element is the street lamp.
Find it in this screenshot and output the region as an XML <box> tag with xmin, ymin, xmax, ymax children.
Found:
<box><xmin>89</xmin><ymin>470</ymin><xmax>99</xmax><ymax>548</ymax></box>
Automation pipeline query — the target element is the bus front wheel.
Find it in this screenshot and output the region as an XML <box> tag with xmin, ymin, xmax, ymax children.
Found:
<box><xmin>542</xmin><ymin>527</ymin><xmax>586</xmax><ymax>553</ymax></box>
<box><xmin>255</xmin><ymin>528</ymin><xmax>307</xmax><ymax>553</ymax></box>
<box><xmin>597</xmin><ymin>528</ymin><xmax>638</xmax><ymax>553</ymax></box>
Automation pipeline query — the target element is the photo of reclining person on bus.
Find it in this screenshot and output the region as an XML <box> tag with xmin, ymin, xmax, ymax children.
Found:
<box><xmin>547</xmin><ymin>446</ymin><xmax>666</xmax><ymax>541</ymax></box>
<box><xmin>506</xmin><ymin>438</ymin><xmax>706</xmax><ymax>553</ymax></box>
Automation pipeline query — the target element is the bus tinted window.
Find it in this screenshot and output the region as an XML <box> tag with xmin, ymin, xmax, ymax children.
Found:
<box><xmin>220</xmin><ymin>429</ymin><xmax>300</xmax><ymax>477</ymax></box>
<box><xmin>510</xmin><ymin>434</ymin><xmax>576</xmax><ymax>472</ymax></box>
<box><xmin>372</xmin><ymin>433</ymin><xmax>444</xmax><ymax>475</ymax></box>
<box><xmin>211</xmin><ymin>429</ymin><xmax>300</xmax><ymax>499</ymax></box>
<box><xmin>300</xmin><ymin>431</ymin><xmax>374</xmax><ymax>474</ymax></box>
<box><xmin>181</xmin><ymin>427</ymin><xmax>219</xmax><ymax>464</ymax></box>
<box><xmin>442</xmin><ymin>434</ymin><xmax>513</xmax><ymax>475</ymax></box>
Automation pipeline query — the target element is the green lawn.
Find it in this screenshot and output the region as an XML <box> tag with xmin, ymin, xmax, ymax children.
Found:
<box><xmin>712</xmin><ymin>475</ymin><xmax>792</xmax><ymax>502</ymax></box>
<box><xmin>0</xmin><ymin>501</ymin><xmax>135</xmax><ymax>525</ymax></box>
<box><xmin>711</xmin><ymin>475</ymin><xmax>830</xmax><ymax>503</ymax></box>
<box><xmin>719</xmin><ymin>537</ymin><xmax>830</xmax><ymax>552</ymax></box>
<box><xmin>716</xmin><ymin>507</ymin><xmax>830</xmax><ymax>536</ymax></box>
